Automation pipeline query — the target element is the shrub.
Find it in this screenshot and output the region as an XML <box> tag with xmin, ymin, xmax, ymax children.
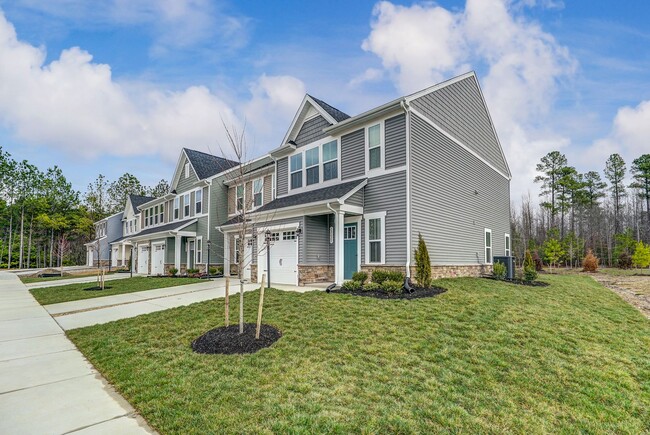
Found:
<box><xmin>351</xmin><ymin>271</ymin><xmax>368</xmax><ymax>284</ymax></box>
<box><xmin>341</xmin><ymin>280</ymin><xmax>362</xmax><ymax>291</ymax></box>
<box><xmin>363</xmin><ymin>282</ymin><xmax>381</xmax><ymax>292</ymax></box>
<box><xmin>371</xmin><ymin>270</ymin><xmax>390</xmax><ymax>284</ymax></box>
<box><xmin>492</xmin><ymin>262</ymin><xmax>507</xmax><ymax>280</ymax></box>
<box><xmin>582</xmin><ymin>250</ymin><xmax>599</xmax><ymax>272</ymax></box>
<box><xmin>168</xmin><ymin>267</ymin><xmax>178</xmax><ymax>277</ymax></box>
<box><xmin>524</xmin><ymin>250</ymin><xmax>534</xmax><ymax>270</ymax></box>
<box><xmin>543</xmin><ymin>238</ymin><xmax>565</xmax><ymax>272</ymax></box>
<box><xmin>532</xmin><ymin>251</ymin><xmax>543</xmax><ymax>271</ymax></box>
<box><xmin>631</xmin><ymin>241</ymin><xmax>650</xmax><ymax>268</ymax></box>
<box><xmin>187</xmin><ymin>268</ymin><xmax>200</xmax><ymax>277</ymax></box>
<box><xmin>381</xmin><ymin>280</ymin><xmax>403</xmax><ymax>293</ymax></box>
<box><xmin>414</xmin><ymin>233</ymin><xmax>431</xmax><ymax>287</ymax></box>
<box><xmin>618</xmin><ymin>252</ymin><xmax>632</xmax><ymax>269</ymax></box>
<box><xmin>523</xmin><ymin>266</ymin><xmax>538</xmax><ymax>282</ymax></box>
<box><xmin>387</xmin><ymin>271</ymin><xmax>405</xmax><ymax>282</ymax></box>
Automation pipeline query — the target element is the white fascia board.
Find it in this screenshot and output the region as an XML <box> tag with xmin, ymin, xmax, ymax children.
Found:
<box><xmin>403</xmin><ymin>71</ymin><xmax>475</xmax><ymax>103</ymax></box>
<box><xmin>279</xmin><ymin>94</ymin><xmax>338</xmax><ymax>149</ymax></box>
<box><xmin>339</xmin><ymin>179</ymin><xmax>367</xmax><ymax>202</ymax></box>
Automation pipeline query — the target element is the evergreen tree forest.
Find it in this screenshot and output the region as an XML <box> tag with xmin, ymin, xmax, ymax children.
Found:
<box><xmin>0</xmin><ymin>147</ymin><xmax>168</xmax><ymax>269</ymax></box>
<box><xmin>512</xmin><ymin>151</ymin><xmax>650</xmax><ymax>268</ymax></box>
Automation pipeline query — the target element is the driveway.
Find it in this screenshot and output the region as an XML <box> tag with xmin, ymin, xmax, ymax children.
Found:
<box><xmin>0</xmin><ymin>272</ymin><xmax>154</xmax><ymax>434</ymax></box>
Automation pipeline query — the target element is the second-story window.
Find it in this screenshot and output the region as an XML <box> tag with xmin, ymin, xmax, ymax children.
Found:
<box><xmin>174</xmin><ymin>197</ymin><xmax>179</xmax><ymax>220</ymax></box>
<box><xmin>253</xmin><ymin>179</ymin><xmax>263</xmax><ymax>208</ymax></box>
<box><xmin>236</xmin><ymin>185</ymin><xmax>244</xmax><ymax>212</ymax></box>
<box><xmin>154</xmin><ymin>205</ymin><xmax>159</xmax><ymax>225</ymax></box>
<box><xmin>323</xmin><ymin>140</ymin><xmax>338</xmax><ymax>181</ymax></box>
<box><xmin>368</xmin><ymin>123</ymin><xmax>382</xmax><ymax>170</ymax></box>
<box><xmin>158</xmin><ymin>204</ymin><xmax>164</xmax><ymax>223</ymax></box>
<box><xmin>305</xmin><ymin>148</ymin><xmax>319</xmax><ymax>186</ymax></box>
<box><xmin>196</xmin><ymin>189</ymin><xmax>202</xmax><ymax>214</ymax></box>
<box><xmin>183</xmin><ymin>193</ymin><xmax>190</xmax><ymax>217</ymax></box>
<box><xmin>290</xmin><ymin>153</ymin><xmax>302</xmax><ymax>189</ymax></box>
<box><xmin>144</xmin><ymin>210</ymin><xmax>149</xmax><ymax>227</ymax></box>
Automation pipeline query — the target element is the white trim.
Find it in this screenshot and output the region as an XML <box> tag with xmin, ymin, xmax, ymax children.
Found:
<box><xmin>279</xmin><ymin>95</ymin><xmax>338</xmax><ymax>148</ymax></box>
<box><xmin>344</xmin><ymin>216</ymin><xmax>362</xmax><ymax>275</ymax></box>
<box><xmin>194</xmin><ymin>187</ymin><xmax>203</xmax><ymax>215</ymax></box>
<box><xmin>410</xmin><ymin>107</ymin><xmax>511</xmax><ymax>181</ymax></box>
<box><xmin>286</xmin><ymin>137</ymin><xmax>341</xmax><ymax>194</ymax></box>
<box><xmin>404</xmin><ymin>100</ymin><xmax>412</xmax><ymax>276</ymax></box>
<box><xmin>404</xmin><ymin>71</ymin><xmax>475</xmax><ymax>104</ymax></box>
<box><xmin>252</xmin><ymin>177</ymin><xmax>264</xmax><ymax>209</ymax></box>
<box><xmin>365</xmin><ymin>121</ymin><xmax>385</xmax><ymax>173</ymax></box>
<box><xmin>364</xmin><ymin>211</ymin><xmax>386</xmax><ymax>265</ymax></box>
<box><xmin>505</xmin><ymin>233</ymin><xmax>511</xmax><ymax>257</ymax></box>
<box><xmin>485</xmin><ymin>228</ymin><xmax>493</xmax><ymax>264</ymax></box>
<box><xmin>196</xmin><ymin>236</ymin><xmax>203</xmax><ymax>264</ymax></box>
<box><xmin>183</xmin><ymin>193</ymin><xmax>190</xmax><ymax>218</ymax></box>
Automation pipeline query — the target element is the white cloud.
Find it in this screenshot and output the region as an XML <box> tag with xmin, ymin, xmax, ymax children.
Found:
<box><xmin>348</xmin><ymin>68</ymin><xmax>384</xmax><ymax>88</ymax></box>
<box><xmin>361</xmin><ymin>0</ymin><xmax>577</xmax><ymax>201</ymax></box>
<box><xmin>0</xmin><ymin>10</ymin><xmax>299</xmax><ymax>162</ymax></box>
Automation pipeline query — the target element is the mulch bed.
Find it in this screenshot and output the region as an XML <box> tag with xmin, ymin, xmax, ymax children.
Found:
<box><xmin>83</xmin><ymin>286</ymin><xmax>113</xmax><ymax>291</ymax></box>
<box><xmin>482</xmin><ymin>276</ymin><xmax>549</xmax><ymax>287</ymax></box>
<box><xmin>191</xmin><ymin>323</ymin><xmax>282</xmax><ymax>355</ymax></box>
<box><xmin>328</xmin><ymin>286</ymin><xmax>447</xmax><ymax>299</ymax></box>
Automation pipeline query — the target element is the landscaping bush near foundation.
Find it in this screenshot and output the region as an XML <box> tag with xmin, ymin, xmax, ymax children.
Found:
<box><xmin>351</xmin><ymin>271</ymin><xmax>368</xmax><ymax>285</ymax></box>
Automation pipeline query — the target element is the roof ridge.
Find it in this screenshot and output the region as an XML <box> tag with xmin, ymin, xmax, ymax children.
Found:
<box><xmin>308</xmin><ymin>95</ymin><xmax>351</xmax><ymax>122</ymax></box>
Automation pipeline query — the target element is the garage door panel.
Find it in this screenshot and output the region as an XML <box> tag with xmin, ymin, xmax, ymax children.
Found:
<box><xmin>259</xmin><ymin>230</ymin><xmax>298</xmax><ymax>285</ymax></box>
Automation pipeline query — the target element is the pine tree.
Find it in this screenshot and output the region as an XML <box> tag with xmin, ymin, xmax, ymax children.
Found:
<box><xmin>414</xmin><ymin>233</ymin><xmax>431</xmax><ymax>287</ymax></box>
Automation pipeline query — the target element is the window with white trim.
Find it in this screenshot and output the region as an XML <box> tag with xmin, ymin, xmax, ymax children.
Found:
<box><xmin>290</xmin><ymin>153</ymin><xmax>303</xmax><ymax>189</ymax></box>
<box><xmin>158</xmin><ymin>204</ymin><xmax>164</xmax><ymax>223</ymax></box>
<box><xmin>196</xmin><ymin>238</ymin><xmax>202</xmax><ymax>263</ymax></box>
<box><xmin>283</xmin><ymin>231</ymin><xmax>296</xmax><ymax>240</ymax></box>
<box><xmin>174</xmin><ymin>197</ymin><xmax>179</xmax><ymax>220</ymax></box>
<box><xmin>183</xmin><ymin>193</ymin><xmax>190</xmax><ymax>217</ymax></box>
<box><xmin>144</xmin><ymin>209</ymin><xmax>149</xmax><ymax>227</ymax></box>
<box><xmin>155</xmin><ymin>205</ymin><xmax>160</xmax><ymax>225</ymax></box>
<box><xmin>505</xmin><ymin>233</ymin><xmax>511</xmax><ymax>257</ymax></box>
<box><xmin>195</xmin><ymin>189</ymin><xmax>202</xmax><ymax>214</ymax></box>
<box><xmin>367</xmin><ymin>123</ymin><xmax>383</xmax><ymax>170</ymax></box>
<box><xmin>305</xmin><ymin>148</ymin><xmax>319</xmax><ymax>186</ymax></box>
<box><xmin>253</xmin><ymin>178</ymin><xmax>263</xmax><ymax>208</ymax></box>
<box><xmin>365</xmin><ymin>212</ymin><xmax>386</xmax><ymax>264</ymax></box>
<box><xmin>485</xmin><ymin>229</ymin><xmax>492</xmax><ymax>264</ymax></box>
<box><xmin>236</xmin><ymin>185</ymin><xmax>244</xmax><ymax>212</ymax></box>
<box><xmin>322</xmin><ymin>140</ymin><xmax>338</xmax><ymax>181</ymax></box>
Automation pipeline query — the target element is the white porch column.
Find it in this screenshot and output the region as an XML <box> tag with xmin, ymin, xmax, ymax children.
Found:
<box><xmin>121</xmin><ymin>244</ymin><xmax>126</xmax><ymax>266</ymax></box>
<box><xmin>335</xmin><ymin>210</ymin><xmax>345</xmax><ymax>285</ymax></box>
<box><xmin>223</xmin><ymin>234</ymin><xmax>230</xmax><ymax>276</ymax></box>
<box><xmin>175</xmin><ymin>235</ymin><xmax>182</xmax><ymax>270</ymax></box>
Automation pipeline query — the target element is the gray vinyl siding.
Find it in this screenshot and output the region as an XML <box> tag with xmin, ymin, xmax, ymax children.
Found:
<box><xmin>176</xmin><ymin>156</ymin><xmax>199</xmax><ymax>192</ymax></box>
<box><xmin>410</xmin><ymin>113</ymin><xmax>510</xmax><ymax>265</ymax></box>
<box><xmin>263</xmin><ymin>175</ymin><xmax>273</xmax><ymax>205</ymax></box>
<box><xmin>410</xmin><ymin>76</ymin><xmax>509</xmax><ymax>176</ymax></box>
<box><xmin>294</xmin><ymin>116</ymin><xmax>330</xmax><ymax>147</ymax></box>
<box><xmin>277</xmin><ymin>157</ymin><xmax>288</xmax><ymax>196</ymax></box>
<box><xmin>341</xmin><ymin>128</ymin><xmax>365</xmax><ymax>180</ymax></box>
<box><xmin>209</xmin><ymin>179</ymin><xmax>230</xmax><ymax>265</ymax></box>
<box><xmin>304</xmin><ymin>215</ymin><xmax>334</xmax><ymax>264</ymax></box>
<box><xmin>165</xmin><ymin>237</ymin><xmax>175</xmax><ymax>264</ymax></box>
<box><xmin>385</xmin><ymin>114</ymin><xmax>406</xmax><ymax>169</ymax></box>
<box><xmin>346</xmin><ymin>189</ymin><xmax>364</xmax><ymax>207</ymax></box>
<box><xmin>361</xmin><ymin>171</ymin><xmax>407</xmax><ymax>265</ymax></box>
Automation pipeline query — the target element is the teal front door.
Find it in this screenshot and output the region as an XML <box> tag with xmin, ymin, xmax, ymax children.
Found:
<box><xmin>344</xmin><ymin>223</ymin><xmax>358</xmax><ymax>279</ymax></box>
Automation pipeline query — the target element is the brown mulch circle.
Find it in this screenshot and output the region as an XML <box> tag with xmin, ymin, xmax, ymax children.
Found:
<box><xmin>329</xmin><ymin>286</ymin><xmax>447</xmax><ymax>299</ymax></box>
<box><xmin>83</xmin><ymin>286</ymin><xmax>113</xmax><ymax>291</ymax></box>
<box><xmin>191</xmin><ymin>323</ymin><xmax>282</xmax><ymax>355</ymax></box>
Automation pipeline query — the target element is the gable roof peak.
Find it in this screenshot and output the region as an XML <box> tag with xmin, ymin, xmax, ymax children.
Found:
<box><xmin>182</xmin><ymin>147</ymin><xmax>239</xmax><ymax>180</ymax></box>
<box><xmin>306</xmin><ymin>95</ymin><xmax>351</xmax><ymax>122</ymax></box>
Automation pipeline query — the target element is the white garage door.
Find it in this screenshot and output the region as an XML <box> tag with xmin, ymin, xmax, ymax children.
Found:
<box><xmin>138</xmin><ymin>246</ymin><xmax>149</xmax><ymax>274</ymax></box>
<box><xmin>259</xmin><ymin>230</ymin><xmax>297</xmax><ymax>285</ymax></box>
<box><xmin>151</xmin><ymin>244</ymin><xmax>165</xmax><ymax>275</ymax></box>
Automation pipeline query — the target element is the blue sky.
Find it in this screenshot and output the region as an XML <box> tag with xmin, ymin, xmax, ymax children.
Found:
<box><xmin>0</xmin><ymin>0</ymin><xmax>649</xmax><ymax>201</ymax></box>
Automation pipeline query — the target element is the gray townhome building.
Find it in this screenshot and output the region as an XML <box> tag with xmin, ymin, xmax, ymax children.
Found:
<box><xmin>220</xmin><ymin>71</ymin><xmax>511</xmax><ymax>286</ymax></box>
<box><xmin>84</xmin><ymin>211</ymin><xmax>124</xmax><ymax>267</ymax></box>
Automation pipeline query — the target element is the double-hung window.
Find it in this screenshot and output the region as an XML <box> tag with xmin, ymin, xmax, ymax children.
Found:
<box><xmin>485</xmin><ymin>229</ymin><xmax>492</xmax><ymax>264</ymax></box>
<box><xmin>323</xmin><ymin>140</ymin><xmax>338</xmax><ymax>181</ymax></box>
<box><xmin>505</xmin><ymin>233</ymin><xmax>511</xmax><ymax>257</ymax></box>
<box><xmin>196</xmin><ymin>238</ymin><xmax>202</xmax><ymax>263</ymax></box>
<box><xmin>368</xmin><ymin>123</ymin><xmax>382</xmax><ymax>170</ymax></box>
<box><xmin>290</xmin><ymin>153</ymin><xmax>303</xmax><ymax>189</ymax></box>
<box><xmin>154</xmin><ymin>206</ymin><xmax>159</xmax><ymax>225</ymax></box>
<box><xmin>144</xmin><ymin>209</ymin><xmax>149</xmax><ymax>227</ymax></box>
<box><xmin>253</xmin><ymin>179</ymin><xmax>263</xmax><ymax>208</ymax></box>
<box><xmin>195</xmin><ymin>189</ymin><xmax>202</xmax><ymax>214</ymax></box>
<box><xmin>365</xmin><ymin>212</ymin><xmax>385</xmax><ymax>264</ymax></box>
<box><xmin>305</xmin><ymin>148</ymin><xmax>319</xmax><ymax>186</ymax></box>
<box><xmin>158</xmin><ymin>204</ymin><xmax>164</xmax><ymax>223</ymax></box>
<box><xmin>173</xmin><ymin>197</ymin><xmax>179</xmax><ymax>220</ymax></box>
<box><xmin>183</xmin><ymin>193</ymin><xmax>190</xmax><ymax>217</ymax></box>
<box><xmin>236</xmin><ymin>185</ymin><xmax>244</xmax><ymax>212</ymax></box>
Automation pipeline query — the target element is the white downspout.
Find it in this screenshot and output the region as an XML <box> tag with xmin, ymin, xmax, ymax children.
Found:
<box><xmin>401</xmin><ymin>99</ymin><xmax>412</xmax><ymax>278</ymax></box>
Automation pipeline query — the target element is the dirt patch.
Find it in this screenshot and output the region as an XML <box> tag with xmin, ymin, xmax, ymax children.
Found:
<box><xmin>591</xmin><ymin>273</ymin><xmax>650</xmax><ymax>319</ymax></box>
<box><xmin>191</xmin><ymin>323</ymin><xmax>282</xmax><ymax>355</ymax></box>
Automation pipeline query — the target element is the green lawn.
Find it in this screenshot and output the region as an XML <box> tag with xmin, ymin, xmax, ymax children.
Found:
<box><xmin>67</xmin><ymin>275</ymin><xmax>650</xmax><ymax>434</ymax></box>
<box><xmin>20</xmin><ymin>271</ymin><xmax>118</xmax><ymax>284</ymax></box>
<box><xmin>30</xmin><ymin>277</ymin><xmax>203</xmax><ymax>305</ymax></box>
<box><xmin>597</xmin><ymin>267</ymin><xmax>650</xmax><ymax>277</ymax></box>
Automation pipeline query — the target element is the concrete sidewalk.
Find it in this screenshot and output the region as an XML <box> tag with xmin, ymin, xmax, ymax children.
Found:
<box><xmin>0</xmin><ymin>272</ymin><xmax>154</xmax><ymax>434</ymax></box>
<box><xmin>24</xmin><ymin>272</ymin><xmax>134</xmax><ymax>289</ymax></box>
<box><xmin>46</xmin><ymin>278</ymin><xmax>328</xmax><ymax>331</ymax></box>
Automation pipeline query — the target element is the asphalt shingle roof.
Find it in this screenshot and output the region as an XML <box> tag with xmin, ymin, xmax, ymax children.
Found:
<box><xmin>130</xmin><ymin>195</ymin><xmax>156</xmax><ymax>210</ymax></box>
<box><xmin>184</xmin><ymin>148</ymin><xmax>239</xmax><ymax>180</ymax></box>
<box><xmin>222</xmin><ymin>180</ymin><xmax>365</xmax><ymax>226</ymax></box>
<box><xmin>309</xmin><ymin>95</ymin><xmax>351</xmax><ymax>123</ymax></box>
<box><xmin>132</xmin><ymin>219</ymin><xmax>197</xmax><ymax>238</ymax></box>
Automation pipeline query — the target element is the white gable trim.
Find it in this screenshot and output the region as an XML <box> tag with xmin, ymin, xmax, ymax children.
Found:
<box><xmin>170</xmin><ymin>149</ymin><xmax>200</xmax><ymax>192</ymax></box>
<box><xmin>279</xmin><ymin>95</ymin><xmax>338</xmax><ymax>148</ymax></box>
<box><xmin>410</xmin><ymin>108</ymin><xmax>511</xmax><ymax>181</ymax></box>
